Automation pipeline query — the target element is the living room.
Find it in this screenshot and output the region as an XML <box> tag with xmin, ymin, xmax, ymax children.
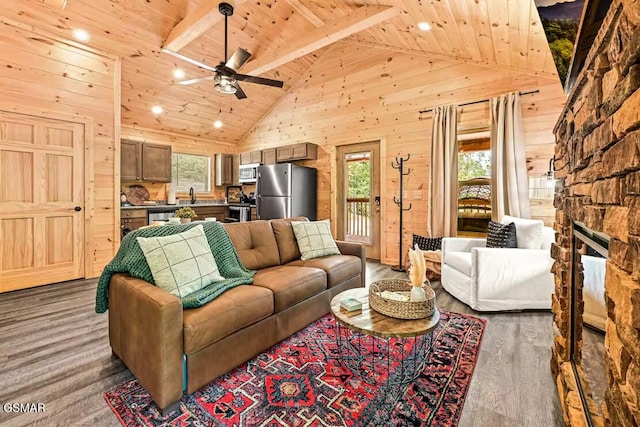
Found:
<box><xmin>1</xmin><ymin>0</ymin><xmax>638</xmax><ymax>426</ymax></box>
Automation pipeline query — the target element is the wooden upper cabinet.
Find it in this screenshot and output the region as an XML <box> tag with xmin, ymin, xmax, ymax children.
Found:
<box><xmin>121</xmin><ymin>139</ymin><xmax>141</xmax><ymax>181</ymax></box>
<box><xmin>215</xmin><ymin>153</ymin><xmax>234</xmax><ymax>186</ymax></box>
<box><xmin>240</xmin><ymin>150</ymin><xmax>263</xmax><ymax>165</ymax></box>
<box><xmin>141</xmin><ymin>143</ymin><xmax>172</xmax><ymax>182</ymax></box>
<box><xmin>262</xmin><ymin>148</ymin><xmax>276</xmax><ymax>165</ymax></box>
<box><xmin>240</xmin><ymin>152</ymin><xmax>252</xmax><ymax>165</ymax></box>
<box><xmin>232</xmin><ymin>154</ymin><xmax>240</xmax><ymax>185</ymax></box>
<box><xmin>250</xmin><ymin>150</ymin><xmax>262</xmax><ymax>164</ymax></box>
<box><xmin>120</xmin><ymin>139</ymin><xmax>171</xmax><ymax>182</ymax></box>
<box><xmin>276</xmin><ymin>143</ymin><xmax>318</xmax><ymax>162</ymax></box>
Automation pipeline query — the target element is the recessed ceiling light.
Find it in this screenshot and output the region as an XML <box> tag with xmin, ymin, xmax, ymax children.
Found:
<box><xmin>173</xmin><ymin>69</ymin><xmax>185</xmax><ymax>79</ymax></box>
<box><xmin>213</xmin><ymin>120</ymin><xmax>223</xmax><ymax>128</ymax></box>
<box><xmin>151</xmin><ymin>105</ymin><xmax>163</xmax><ymax>115</ymax></box>
<box><xmin>72</xmin><ymin>29</ymin><xmax>91</xmax><ymax>42</ymax></box>
<box><xmin>417</xmin><ymin>22</ymin><xmax>432</xmax><ymax>32</ymax></box>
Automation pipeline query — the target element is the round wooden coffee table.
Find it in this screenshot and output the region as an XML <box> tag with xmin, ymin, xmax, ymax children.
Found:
<box><xmin>330</xmin><ymin>287</ymin><xmax>440</xmax><ymax>386</ymax></box>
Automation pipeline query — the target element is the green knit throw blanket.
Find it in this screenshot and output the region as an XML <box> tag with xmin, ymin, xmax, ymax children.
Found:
<box><xmin>95</xmin><ymin>221</ymin><xmax>255</xmax><ymax>313</ymax></box>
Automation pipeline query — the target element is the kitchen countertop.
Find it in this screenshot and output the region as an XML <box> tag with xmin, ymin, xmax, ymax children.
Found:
<box><xmin>121</xmin><ymin>202</ymin><xmax>229</xmax><ymax>211</ymax></box>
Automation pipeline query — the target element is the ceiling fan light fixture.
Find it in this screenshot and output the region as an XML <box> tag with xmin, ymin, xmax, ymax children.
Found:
<box><xmin>214</xmin><ymin>74</ymin><xmax>237</xmax><ymax>94</ymax></box>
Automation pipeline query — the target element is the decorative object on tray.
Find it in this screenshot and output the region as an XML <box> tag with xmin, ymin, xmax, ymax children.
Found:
<box><xmin>123</xmin><ymin>184</ymin><xmax>150</xmax><ymax>206</ymax></box>
<box><xmin>408</xmin><ymin>246</ymin><xmax>428</xmax><ymax>302</ymax></box>
<box><xmin>175</xmin><ymin>206</ymin><xmax>197</xmax><ymax>223</ymax></box>
<box><xmin>339</xmin><ymin>297</ymin><xmax>362</xmax><ymax>312</ymax></box>
<box><xmin>369</xmin><ymin>278</ymin><xmax>436</xmax><ymax>320</ymax></box>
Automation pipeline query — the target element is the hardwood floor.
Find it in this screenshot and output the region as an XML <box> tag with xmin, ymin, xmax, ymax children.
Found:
<box><xmin>0</xmin><ymin>262</ymin><xmax>563</xmax><ymax>426</ymax></box>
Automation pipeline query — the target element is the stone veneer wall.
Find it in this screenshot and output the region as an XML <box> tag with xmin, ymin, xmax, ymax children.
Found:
<box><xmin>550</xmin><ymin>1</ymin><xmax>640</xmax><ymax>425</ymax></box>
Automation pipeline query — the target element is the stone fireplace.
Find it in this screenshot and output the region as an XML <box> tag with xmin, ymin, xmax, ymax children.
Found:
<box><xmin>551</xmin><ymin>0</ymin><xmax>640</xmax><ymax>425</ymax></box>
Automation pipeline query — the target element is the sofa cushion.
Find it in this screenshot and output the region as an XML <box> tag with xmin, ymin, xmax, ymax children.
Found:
<box><xmin>224</xmin><ymin>221</ymin><xmax>280</xmax><ymax>270</ymax></box>
<box><xmin>444</xmin><ymin>251</ymin><xmax>472</xmax><ymax>277</ymax></box>
<box><xmin>270</xmin><ymin>217</ymin><xmax>307</xmax><ymax>264</ymax></box>
<box><xmin>183</xmin><ymin>285</ymin><xmax>274</xmax><ymax>354</ymax></box>
<box><xmin>286</xmin><ymin>255</ymin><xmax>361</xmax><ymax>288</ymax></box>
<box><xmin>501</xmin><ymin>215</ymin><xmax>544</xmax><ymax>249</ymax></box>
<box><xmin>291</xmin><ymin>220</ymin><xmax>340</xmax><ymax>260</ymax></box>
<box><xmin>136</xmin><ymin>225</ymin><xmax>224</xmax><ymax>298</ymax></box>
<box><xmin>252</xmin><ymin>265</ymin><xmax>326</xmax><ymax>312</ymax></box>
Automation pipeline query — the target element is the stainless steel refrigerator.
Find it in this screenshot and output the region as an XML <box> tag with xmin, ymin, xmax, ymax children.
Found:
<box><xmin>256</xmin><ymin>164</ymin><xmax>317</xmax><ymax>220</ymax></box>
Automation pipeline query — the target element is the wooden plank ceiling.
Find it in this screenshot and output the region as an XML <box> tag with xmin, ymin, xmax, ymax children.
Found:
<box><xmin>3</xmin><ymin>0</ymin><xmax>561</xmax><ymax>144</ymax></box>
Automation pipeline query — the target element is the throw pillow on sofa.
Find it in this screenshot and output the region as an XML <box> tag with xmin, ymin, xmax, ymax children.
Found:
<box><xmin>137</xmin><ymin>225</ymin><xmax>225</xmax><ymax>298</ymax></box>
<box><xmin>486</xmin><ymin>221</ymin><xmax>518</xmax><ymax>248</ymax></box>
<box><xmin>412</xmin><ymin>233</ymin><xmax>442</xmax><ymax>251</ymax></box>
<box><xmin>500</xmin><ymin>215</ymin><xmax>544</xmax><ymax>249</ymax></box>
<box><xmin>291</xmin><ymin>219</ymin><xmax>340</xmax><ymax>260</ymax></box>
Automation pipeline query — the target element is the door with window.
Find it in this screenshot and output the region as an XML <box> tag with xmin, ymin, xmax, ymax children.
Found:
<box><xmin>0</xmin><ymin>111</ymin><xmax>85</xmax><ymax>292</ymax></box>
<box><xmin>457</xmin><ymin>136</ymin><xmax>491</xmax><ymax>235</ymax></box>
<box><xmin>336</xmin><ymin>142</ymin><xmax>381</xmax><ymax>260</ymax></box>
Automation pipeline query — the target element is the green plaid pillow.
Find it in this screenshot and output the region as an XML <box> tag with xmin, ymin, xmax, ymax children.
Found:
<box><xmin>291</xmin><ymin>220</ymin><xmax>340</xmax><ymax>260</ymax></box>
<box><xmin>136</xmin><ymin>225</ymin><xmax>224</xmax><ymax>298</ymax></box>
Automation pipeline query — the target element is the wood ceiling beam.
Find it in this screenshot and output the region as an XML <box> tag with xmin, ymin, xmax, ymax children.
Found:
<box><xmin>281</xmin><ymin>0</ymin><xmax>324</xmax><ymax>28</ymax></box>
<box><xmin>162</xmin><ymin>0</ymin><xmax>247</xmax><ymax>52</ymax></box>
<box><xmin>38</xmin><ymin>0</ymin><xmax>67</xmax><ymax>8</ymax></box>
<box><xmin>344</xmin><ymin>40</ymin><xmax>561</xmax><ymax>81</ymax></box>
<box><xmin>243</xmin><ymin>5</ymin><xmax>399</xmax><ymax>76</ymax></box>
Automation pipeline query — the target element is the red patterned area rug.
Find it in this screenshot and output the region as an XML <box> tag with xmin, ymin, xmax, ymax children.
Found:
<box><xmin>105</xmin><ymin>311</ymin><xmax>485</xmax><ymax>427</ymax></box>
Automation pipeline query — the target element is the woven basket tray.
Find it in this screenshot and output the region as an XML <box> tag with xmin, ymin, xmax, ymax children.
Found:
<box><xmin>369</xmin><ymin>279</ymin><xmax>436</xmax><ymax>320</ymax></box>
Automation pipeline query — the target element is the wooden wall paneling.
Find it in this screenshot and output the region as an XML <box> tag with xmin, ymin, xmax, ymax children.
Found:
<box><xmin>238</xmin><ymin>40</ymin><xmax>565</xmax><ymax>264</ymax></box>
<box><xmin>0</xmin><ymin>18</ymin><xmax>119</xmax><ymax>283</ymax></box>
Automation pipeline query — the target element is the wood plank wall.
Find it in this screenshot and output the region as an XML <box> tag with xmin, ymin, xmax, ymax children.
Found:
<box><xmin>238</xmin><ymin>41</ymin><xmax>565</xmax><ymax>265</ymax></box>
<box><xmin>120</xmin><ymin>125</ymin><xmax>236</xmax><ymax>201</ymax></box>
<box><xmin>0</xmin><ymin>19</ymin><xmax>119</xmax><ymax>277</ymax></box>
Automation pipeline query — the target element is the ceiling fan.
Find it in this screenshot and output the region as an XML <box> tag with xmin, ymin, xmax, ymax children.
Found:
<box><xmin>167</xmin><ymin>2</ymin><xmax>284</xmax><ymax>99</ymax></box>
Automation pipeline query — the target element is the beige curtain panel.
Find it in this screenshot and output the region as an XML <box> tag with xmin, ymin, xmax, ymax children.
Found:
<box><xmin>429</xmin><ymin>104</ymin><xmax>458</xmax><ymax>237</ymax></box>
<box><xmin>490</xmin><ymin>92</ymin><xmax>531</xmax><ymax>220</ymax></box>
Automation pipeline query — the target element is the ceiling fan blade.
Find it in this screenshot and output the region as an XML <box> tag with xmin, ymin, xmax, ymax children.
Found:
<box><xmin>226</xmin><ymin>48</ymin><xmax>251</xmax><ymax>71</ymax></box>
<box><xmin>233</xmin><ymin>82</ymin><xmax>247</xmax><ymax>99</ymax></box>
<box><xmin>236</xmin><ymin>74</ymin><xmax>284</xmax><ymax>88</ymax></box>
<box><xmin>162</xmin><ymin>49</ymin><xmax>218</xmax><ymax>73</ymax></box>
<box><xmin>177</xmin><ymin>76</ymin><xmax>215</xmax><ymax>85</ymax></box>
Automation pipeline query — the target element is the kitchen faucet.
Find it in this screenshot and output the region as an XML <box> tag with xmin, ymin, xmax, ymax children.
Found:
<box><xmin>189</xmin><ymin>187</ymin><xmax>196</xmax><ymax>204</ymax></box>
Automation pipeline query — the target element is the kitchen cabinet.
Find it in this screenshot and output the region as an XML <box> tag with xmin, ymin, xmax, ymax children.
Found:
<box><xmin>120</xmin><ymin>209</ymin><xmax>148</xmax><ymax>236</ymax></box>
<box><xmin>276</xmin><ymin>143</ymin><xmax>318</xmax><ymax>162</ymax></box>
<box><xmin>233</xmin><ymin>154</ymin><xmax>240</xmax><ymax>185</ymax></box>
<box><xmin>120</xmin><ymin>139</ymin><xmax>172</xmax><ymax>183</ymax></box>
<box><xmin>215</xmin><ymin>153</ymin><xmax>234</xmax><ymax>186</ymax></box>
<box><xmin>262</xmin><ymin>148</ymin><xmax>276</xmax><ymax>165</ymax></box>
<box><xmin>192</xmin><ymin>206</ymin><xmax>227</xmax><ymax>221</ymax></box>
<box><xmin>251</xmin><ymin>206</ymin><xmax>257</xmax><ymax>221</ymax></box>
<box><xmin>240</xmin><ymin>150</ymin><xmax>263</xmax><ymax>165</ymax></box>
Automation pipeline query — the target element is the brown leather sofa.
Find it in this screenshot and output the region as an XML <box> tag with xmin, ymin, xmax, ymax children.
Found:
<box><xmin>108</xmin><ymin>217</ymin><xmax>365</xmax><ymax>413</ymax></box>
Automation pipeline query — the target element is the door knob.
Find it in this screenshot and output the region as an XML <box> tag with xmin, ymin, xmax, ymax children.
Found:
<box><xmin>74</xmin><ymin>206</ymin><xmax>82</xmax><ymax>211</ymax></box>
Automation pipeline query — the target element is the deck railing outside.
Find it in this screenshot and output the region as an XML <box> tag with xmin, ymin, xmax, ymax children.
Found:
<box><xmin>345</xmin><ymin>197</ymin><xmax>371</xmax><ymax>243</ymax></box>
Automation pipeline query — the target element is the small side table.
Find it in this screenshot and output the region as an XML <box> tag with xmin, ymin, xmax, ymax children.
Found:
<box><xmin>330</xmin><ymin>288</ymin><xmax>440</xmax><ymax>386</ymax></box>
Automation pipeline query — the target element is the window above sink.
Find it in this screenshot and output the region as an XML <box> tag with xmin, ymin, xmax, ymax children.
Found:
<box><xmin>171</xmin><ymin>153</ymin><xmax>211</xmax><ymax>193</ymax></box>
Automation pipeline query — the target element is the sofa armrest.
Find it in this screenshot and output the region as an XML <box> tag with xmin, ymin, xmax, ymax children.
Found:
<box><xmin>108</xmin><ymin>274</ymin><xmax>184</xmax><ymax>411</ymax></box>
<box><xmin>470</xmin><ymin>248</ymin><xmax>554</xmax><ymax>304</ymax></box>
<box><xmin>336</xmin><ymin>240</ymin><xmax>366</xmax><ymax>288</ymax></box>
<box><xmin>442</xmin><ymin>237</ymin><xmax>486</xmax><ymax>255</ymax></box>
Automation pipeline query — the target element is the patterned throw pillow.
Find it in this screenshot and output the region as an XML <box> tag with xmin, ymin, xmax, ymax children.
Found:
<box><xmin>412</xmin><ymin>234</ymin><xmax>443</xmax><ymax>251</ymax></box>
<box><xmin>136</xmin><ymin>225</ymin><xmax>225</xmax><ymax>298</ymax></box>
<box><xmin>486</xmin><ymin>221</ymin><xmax>518</xmax><ymax>248</ymax></box>
<box><xmin>291</xmin><ymin>220</ymin><xmax>341</xmax><ymax>260</ymax></box>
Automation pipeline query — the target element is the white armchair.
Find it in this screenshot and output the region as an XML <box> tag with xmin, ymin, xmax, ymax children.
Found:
<box><xmin>441</xmin><ymin>226</ymin><xmax>555</xmax><ymax>311</ymax></box>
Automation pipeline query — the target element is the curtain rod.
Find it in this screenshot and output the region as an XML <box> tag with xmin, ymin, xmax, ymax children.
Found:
<box><xmin>418</xmin><ymin>89</ymin><xmax>540</xmax><ymax>114</ymax></box>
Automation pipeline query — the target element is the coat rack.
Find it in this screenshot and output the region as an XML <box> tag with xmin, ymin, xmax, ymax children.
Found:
<box><xmin>391</xmin><ymin>154</ymin><xmax>412</xmax><ymax>272</ymax></box>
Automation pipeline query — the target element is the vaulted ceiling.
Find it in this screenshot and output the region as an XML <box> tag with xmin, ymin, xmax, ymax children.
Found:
<box><xmin>4</xmin><ymin>0</ymin><xmax>561</xmax><ymax>144</ymax></box>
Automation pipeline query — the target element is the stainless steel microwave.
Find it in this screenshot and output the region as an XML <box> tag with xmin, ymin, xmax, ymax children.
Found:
<box><xmin>238</xmin><ymin>163</ymin><xmax>260</xmax><ymax>183</ymax></box>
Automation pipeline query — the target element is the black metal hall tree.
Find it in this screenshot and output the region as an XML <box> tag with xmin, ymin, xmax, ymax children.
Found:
<box><xmin>391</xmin><ymin>154</ymin><xmax>412</xmax><ymax>272</ymax></box>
